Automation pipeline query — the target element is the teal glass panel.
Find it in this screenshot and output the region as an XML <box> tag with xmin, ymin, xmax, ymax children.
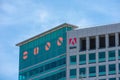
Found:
<box><xmin>119</xmin><ymin>64</ymin><xmax>120</xmax><ymax>73</ymax></box>
<box><xmin>108</xmin><ymin>50</ymin><xmax>116</xmax><ymax>61</ymax></box>
<box><xmin>109</xmin><ymin>64</ymin><xmax>116</xmax><ymax>75</ymax></box>
<box><xmin>118</xmin><ymin>50</ymin><xmax>120</xmax><ymax>59</ymax></box>
<box><xmin>19</xmin><ymin>26</ymin><xmax>73</xmax><ymax>80</ymax></box>
<box><xmin>109</xmin><ymin>78</ymin><xmax>116</xmax><ymax>80</ymax></box>
<box><xmin>21</xmin><ymin>57</ymin><xmax>66</xmax><ymax>78</ymax></box>
<box><xmin>33</xmin><ymin>68</ymin><xmax>66</xmax><ymax>80</ymax></box>
<box><xmin>89</xmin><ymin>66</ymin><xmax>96</xmax><ymax>77</ymax></box>
<box><xmin>79</xmin><ymin>54</ymin><xmax>86</xmax><ymax>65</ymax></box>
<box><xmin>59</xmin><ymin>77</ymin><xmax>66</xmax><ymax>80</ymax></box>
<box><xmin>79</xmin><ymin>68</ymin><xmax>86</xmax><ymax>78</ymax></box>
<box><xmin>89</xmin><ymin>53</ymin><xmax>96</xmax><ymax>63</ymax></box>
<box><xmin>19</xmin><ymin>73</ymin><xmax>27</xmax><ymax>80</ymax></box>
<box><xmin>39</xmin><ymin>71</ymin><xmax>66</xmax><ymax>80</ymax></box>
<box><xmin>19</xmin><ymin>27</ymin><xmax>72</xmax><ymax>70</ymax></box>
<box><xmin>70</xmin><ymin>69</ymin><xmax>76</xmax><ymax>78</ymax></box>
<box><xmin>98</xmin><ymin>52</ymin><xmax>106</xmax><ymax>62</ymax></box>
<box><xmin>99</xmin><ymin>65</ymin><xmax>106</xmax><ymax>76</ymax></box>
<box><xmin>70</xmin><ymin>56</ymin><xmax>76</xmax><ymax>64</ymax></box>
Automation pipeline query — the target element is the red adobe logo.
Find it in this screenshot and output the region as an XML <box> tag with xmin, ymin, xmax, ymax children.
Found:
<box><xmin>69</xmin><ymin>37</ymin><xmax>77</xmax><ymax>45</ymax></box>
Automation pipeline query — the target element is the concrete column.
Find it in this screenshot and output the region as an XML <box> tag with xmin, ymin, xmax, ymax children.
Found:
<box><xmin>106</xmin><ymin>34</ymin><xmax>109</xmax><ymax>48</ymax></box>
<box><xmin>96</xmin><ymin>36</ymin><xmax>99</xmax><ymax>49</ymax></box>
<box><xmin>115</xmin><ymin>33</ymin><xmax>119</xmax><ymax>47</ymax></box>
<box><xmin>86</xmin><ymin>37</ymin><xmax>89</xmax><ymax>50</ymax></box>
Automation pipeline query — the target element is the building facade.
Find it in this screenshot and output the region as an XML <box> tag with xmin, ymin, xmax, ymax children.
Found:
<box><xmin>67</xmin><ymin>23</ymin><xmax>120</xmax><ymax>80</ymax></box>
<box><xmin>17</xmin><ymin>23</ymin><xmax>120</xmax><ymax>80</ymax></box>
<box><xmin>16</xmin><ymin>23</ymin><xmax>77</xmax><ymax>80</ymax></box>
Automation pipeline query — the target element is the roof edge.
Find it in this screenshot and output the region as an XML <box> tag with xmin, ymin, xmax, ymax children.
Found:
<box><xmin>16</xmin><ymin>23</ymin><xmax>78</xmax><ymax>46</ymax></box>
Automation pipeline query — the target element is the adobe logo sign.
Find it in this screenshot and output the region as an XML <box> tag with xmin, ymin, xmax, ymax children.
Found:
<box><xmin>69</xmin><ymin>37</ymin><xmax>77</xmax><ymax>49</ymax></box>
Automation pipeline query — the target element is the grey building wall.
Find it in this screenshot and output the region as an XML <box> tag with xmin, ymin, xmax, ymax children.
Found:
<box><xmin>67</xmin><ymin>23</ymin><xmax>120</xmax><ymax>80</ymax></box>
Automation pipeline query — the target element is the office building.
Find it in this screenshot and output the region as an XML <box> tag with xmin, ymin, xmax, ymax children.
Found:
<box><xmin>67</xmin><ymin>23</ymin><xmax>120</xmax><ymax>80</ymax></box>
<box><xmin>16</xmin><ymin>23</ymin><xmax>77</xmax><ymax>80</ymax></box>
<box><xmin>17</xmin><ymin>23</ymin><xmax>120</xmax><ymax>80</ymax></box>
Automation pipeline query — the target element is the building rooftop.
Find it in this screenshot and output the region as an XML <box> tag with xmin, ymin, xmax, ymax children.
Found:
<box><xmin>16</xmin><ymin>23</ymin><xmax>78</xmax><ymax>46</ymax></box>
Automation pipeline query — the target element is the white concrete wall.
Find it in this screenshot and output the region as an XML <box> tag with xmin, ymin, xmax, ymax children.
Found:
<box><xmin>67</xmin><ymin>23</ymin><xmax>120</xmax><ymax>80</ymax></box>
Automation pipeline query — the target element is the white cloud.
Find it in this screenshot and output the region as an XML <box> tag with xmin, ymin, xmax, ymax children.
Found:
<box><xmin>0</xmin><ymin>0</ymin><xmax>51</xmax><ymax>27</ymax></box>
<box><xmin>39</xmin><ymin>10</ymin><xmax>49</xmax><ymax>23</ymax></box>
<box><xmin>76</xmin><ymin>19</ymin><xmax>92</xmax><ymax>28</ymax></box>
<box><xmin>32</xmin><ymin>5</ymin><xmax>50</xmax><ymax>24</ymax></box>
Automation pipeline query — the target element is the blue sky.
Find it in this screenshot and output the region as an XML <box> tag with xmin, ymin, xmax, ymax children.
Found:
<box><xmin>0</xmin><ymin>0</ymin><xmax>120</xmax><ymax>80</ymax></box>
